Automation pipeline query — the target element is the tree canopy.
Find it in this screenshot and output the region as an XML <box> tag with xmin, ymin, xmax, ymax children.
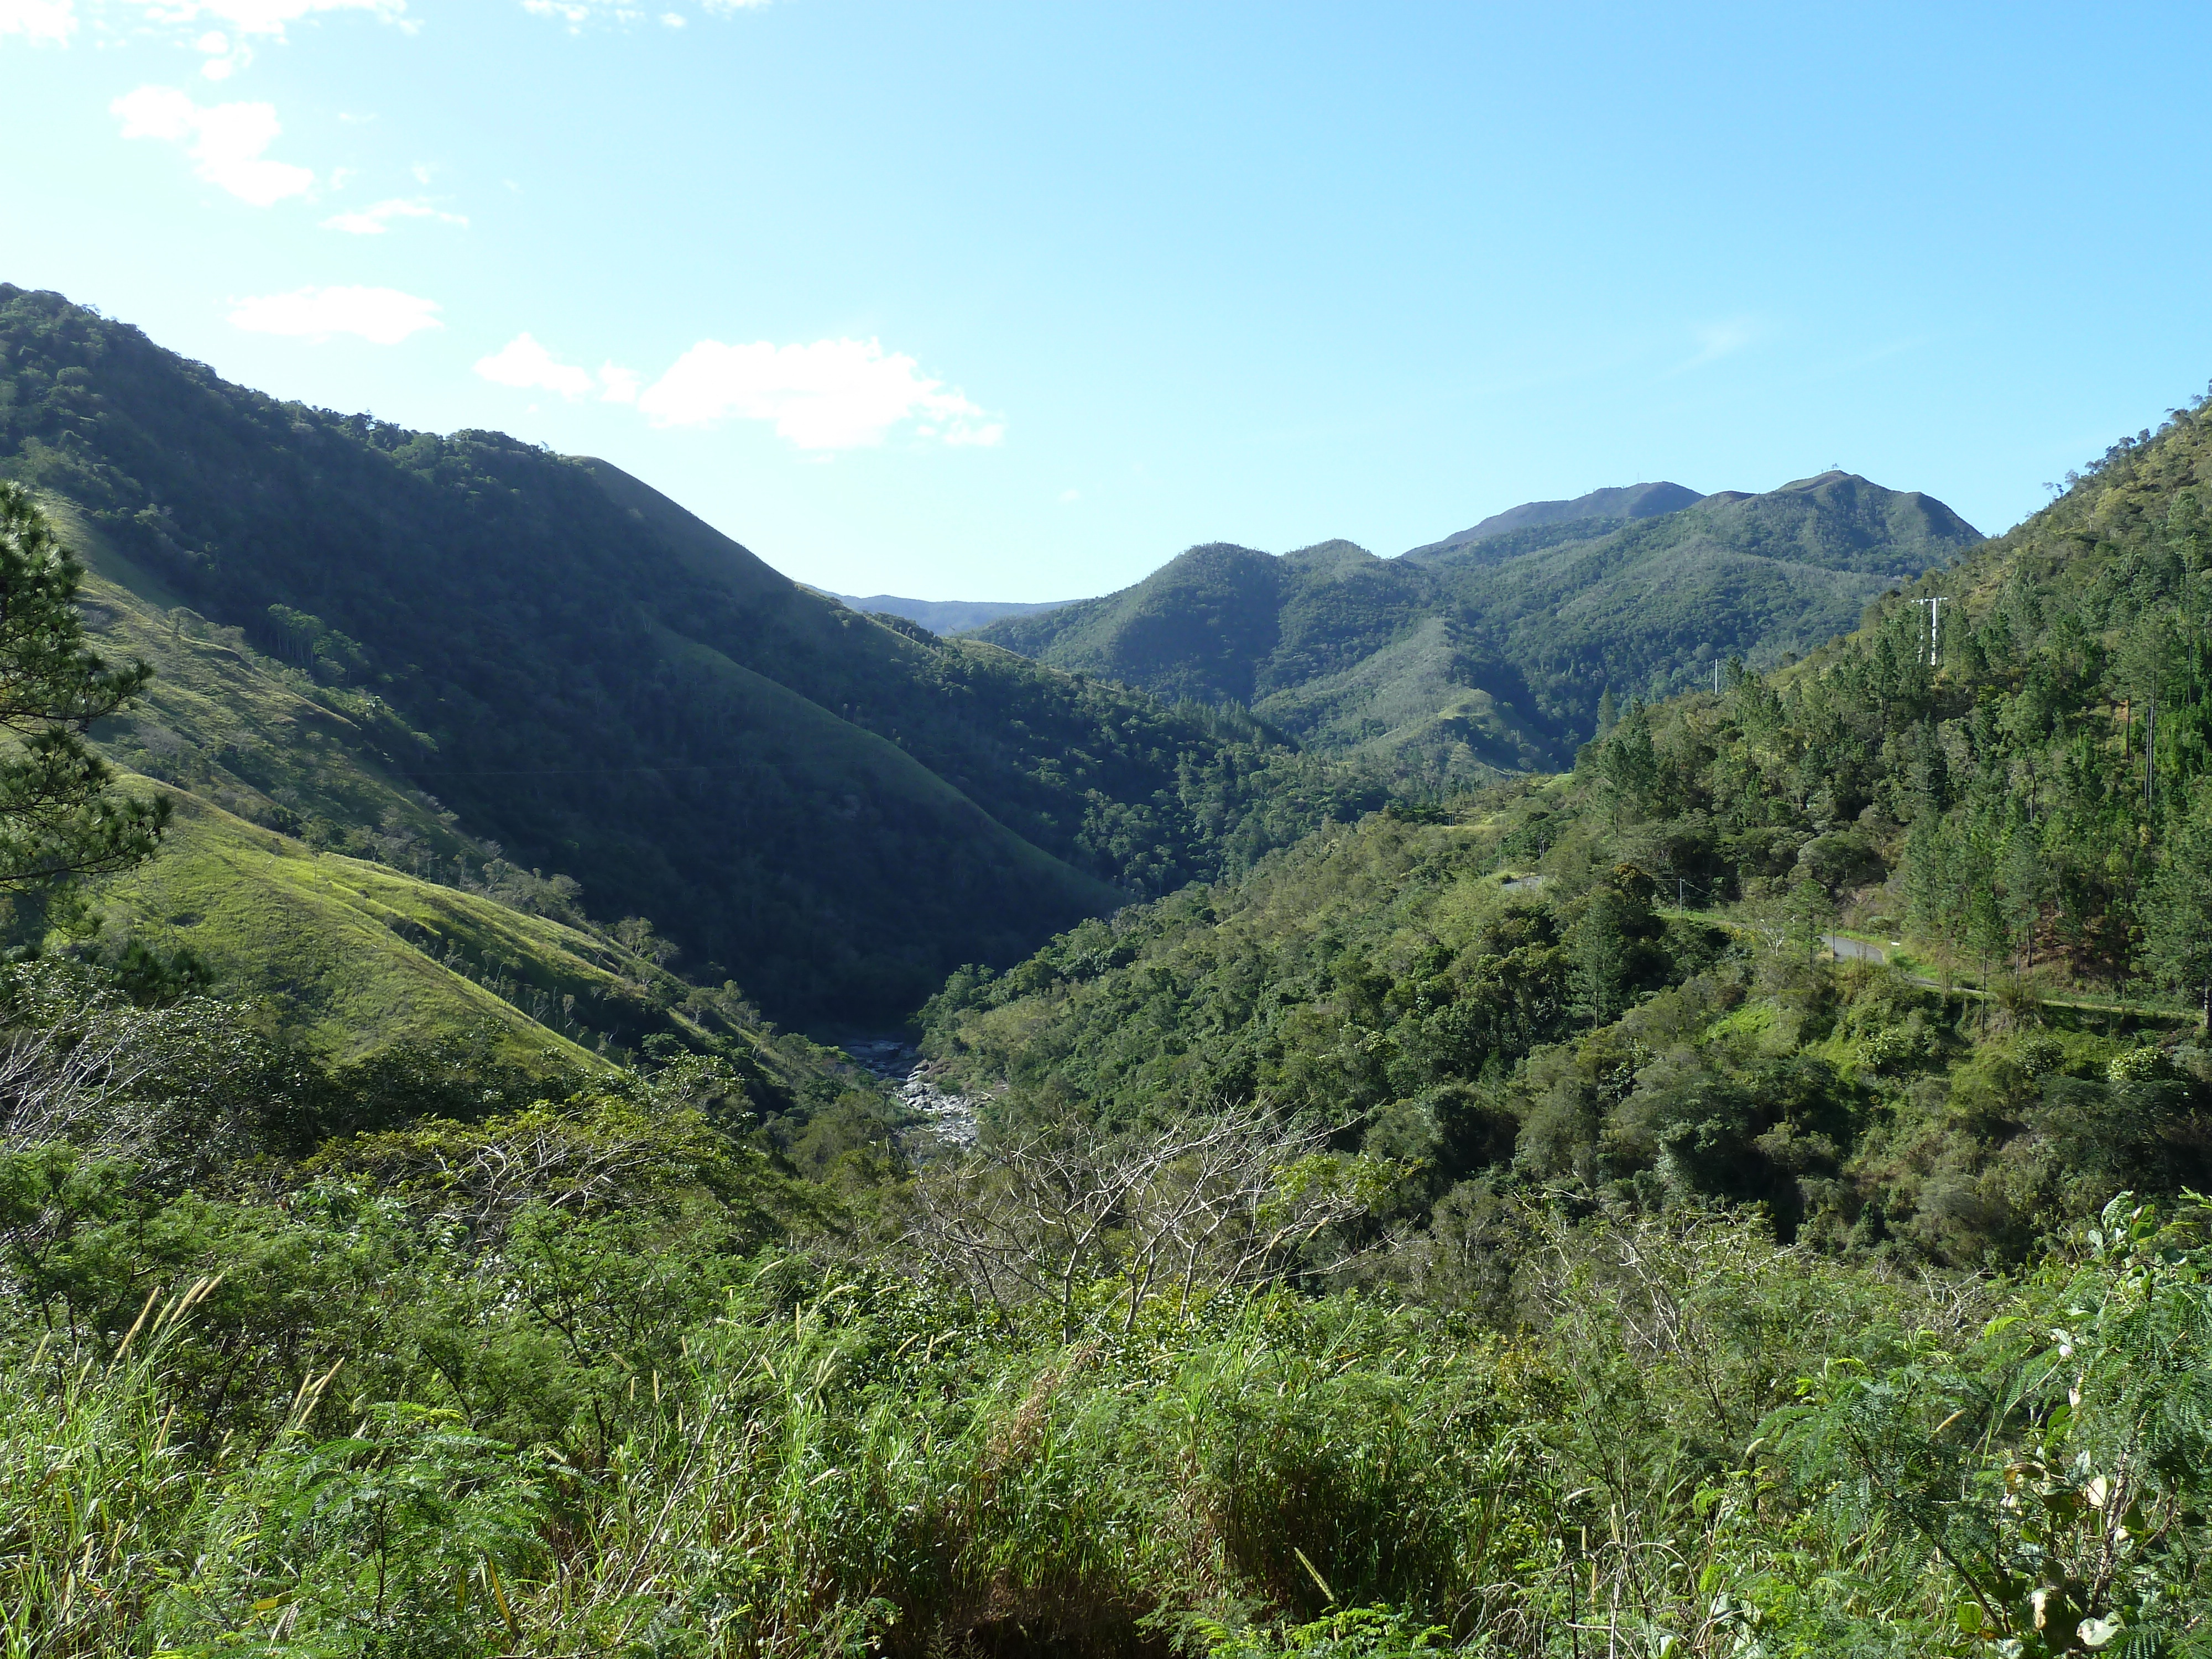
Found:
<box><xmin>0</xmin><ymin>482</ymin><xmax>163</xmax><ymax>888</ymax></box>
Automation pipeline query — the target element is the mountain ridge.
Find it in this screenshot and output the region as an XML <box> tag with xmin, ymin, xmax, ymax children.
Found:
<box><xmin>973</xmin><ymin>473</ymin><xmax>1982</xmax><ymax>779</ymax></box>
<box><xmin>0</xmin><ymin>284</ymin><xmax>1381</xmax><ymax>1023</ymax></box>
<box><xmin>1402</xmin><ymin>479</ymin><xmax>1705</xmax><ymax>557</ymax></box>
<box><xmin>827</xmin><ymin>592</ymin><xmax>1081</xmax><ymax>633</ymax></box>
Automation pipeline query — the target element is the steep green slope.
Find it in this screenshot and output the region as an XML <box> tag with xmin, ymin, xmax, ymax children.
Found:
<box><xmin>6</xmin><ymin>499</ymin><xmax>786</xmax><ymax>1069</ymax></box>
<box><xmin>0</xmin><ymin>285</ymin><xmax>1376</xmax><ymax>1020</ymax></box>
<box><xmin>924</xmin><ymin>394</ymin><xmax>2212</xmax><ymax>1270</ymax></box>
<box><xmin>1250</xmin><ymin>615</ymin><xmax>1554</xmax><ymax>774</ymax></box>
<box><xmin>1430</xmin><ymin>469</ymin><xmax>1982</xmax><ymax>726</ymax></box>
<box><xmin>974</xmin><ymin>472</ymin><xmax>1980</xmax><ymax>779</ymax></box>
<box><xmin>96</xmin><ymin>791</ymin><xmax>613</xmax><ymax>1066</ymax></box>
<box><xmin>1401</xmin><ymin>478</ymin><xmax>1703</xmax><ymax>557</ymax></box>
<box><xmin>977</xmin><ymin>537</ymin><xmax>1447</xmax><ymax>707</ymax></box>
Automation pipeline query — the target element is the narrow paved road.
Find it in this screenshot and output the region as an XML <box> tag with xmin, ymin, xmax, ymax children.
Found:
<box><xmin>1824</xmin><ymin>933</ymin><xmax>1891</xmax><ymax>964</ymax></box>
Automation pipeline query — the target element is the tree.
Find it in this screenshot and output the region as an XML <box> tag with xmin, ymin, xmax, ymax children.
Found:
<box><xmin>904</xmin><ymin>1103</ymin><xmax>1386</xmax><ymax>1339</ymax></box>
<box><xmin>1568</xmin><ymin>864</ymin><xmax>1660</xmax><ymax>1022</ymax></box>
<box><xmin>2141</xmin><ymin>783</ymin><xmax>2212</xmax><ymax>1021</ymax></box>
<box><xmin>0</xmin><ymin>484</ymin><xmax>165</xmax><ymax>886</ymax></box>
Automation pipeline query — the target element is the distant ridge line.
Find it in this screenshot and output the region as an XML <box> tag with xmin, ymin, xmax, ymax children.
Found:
<box><xmin>1404</xmin><ymin>481</ymin><xmax>1705</xmax><ymax>557</ymax></box>
<box><xmin>827</xmin><ymin>592</ymin><xmax>1084</xmax><ymax>634</ymax></box>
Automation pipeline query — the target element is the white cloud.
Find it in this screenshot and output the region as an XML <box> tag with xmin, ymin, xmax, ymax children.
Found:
<box><xmin>112</xmin><ymin>85</ymin><xmax>314</xmax><ymax>205</ymax></box>
<box><xmin>638</xmin><ymin>337</ymin><xmax>1003</xmax><ymax>450</ymax></box>
<box><xmin>473</xmin><ymin>332</ymin><xmax>596</xmax><ymax>399</ymax></box>
<box><xmin>126</xmin><ymin>0</ymin><xmax>406</xmax><ymax>39</ymax></box>
<box><xmin>1058</xmin><ymin>488</ymin><xmax>1080</xmax><ymax>504</ymax></box>
<box><xmin>229</xmin><ymin>285</ymin><xmax>441</xmax><ymax>344</ymax></box>
<box><xmin>523</xmin><ymin>0</ymin><xmax>762</xmax><ymax>29</ymax></box>
<box><xmin>596</xmin><ymin>362</ymin><xmax>640</xmax><ymax>404</ymax></box>
<box><xmin>196</xmin><ymin>29</ymin><xmax>252</xmax><ymax>76</ymax></box>
<box><xmin>322</xmin><ymin>195</ymin><xmax>466</xmax><ymax>233</ymax></box>
<box><xmin>0</xmin><ymin>0</ymin><xmax>77</xmax><ymax>43</ymax></box>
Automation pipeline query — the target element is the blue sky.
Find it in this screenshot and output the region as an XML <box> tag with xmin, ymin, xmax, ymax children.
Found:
<box><xmin>3</xmin><ymin>1</ymin><xmax>2209</xmax><ymax>602</ymax></box>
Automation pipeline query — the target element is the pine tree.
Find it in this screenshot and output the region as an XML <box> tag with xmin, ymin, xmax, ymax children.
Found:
<box><xmin>0</xmin><ymin>484</ymin><xmax>166</xmax><ymax>885</ymax></box>
<box><xmin>2141</xmin><ymin>781</ymin><xmax>2212</xmax><ymax>1020</ymax></box>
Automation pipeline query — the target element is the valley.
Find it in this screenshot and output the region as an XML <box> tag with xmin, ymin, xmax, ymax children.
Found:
<box><xmin>2</xmin><ymin>284</ymin><xmax>2209</xmax><ymax>1658</ymax></box>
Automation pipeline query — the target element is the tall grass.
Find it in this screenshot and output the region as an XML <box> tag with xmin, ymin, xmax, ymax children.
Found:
<box><xmin>1</xmin><ymin>1281</ymin><xmax>220</xmax><ymax>1659</ymax></box>
<box><xmin>2</xmin><ymin>1207</ymin><xmax>2203</xmax><ymax>1657</ymax></box>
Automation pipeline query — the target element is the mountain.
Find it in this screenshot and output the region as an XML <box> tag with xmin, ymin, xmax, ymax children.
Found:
<box><xmin>0</xmin><ymin>285</ymin><xmax>1380</xmax><ymax>1025</ymax></box>
<box><xmin>973</xmin><ymin>539</ymin><xmax>1434</xmax><ymax>707</ymax></box>
<box><xmin>827</xmin><ymin>593</ymin><xmax>1082</xmax><ymax>633</ymax></box>
<box><xmin>18</xmin><ymin>495</ymin><xmax>823</xmax><ymax>1072</ymax></box>
<box><xmin>926</xmin><ymin>391</ymin><xmax>2212</xmax><ymax>1271</ymax></box>
<box><xmin>8</xmin><ymin>388</ymin><xmax>2210</xmax><ymax>1659</ymax></box>
<box><xmin>1401</xmin><ymin>479</ymin><xmax>1704</xmax><ymax>559</ymax></box>
<box><xmin>973</xmin><ymin>473</ymin><xmax>1982</xmax><ymax>778</ymax></box>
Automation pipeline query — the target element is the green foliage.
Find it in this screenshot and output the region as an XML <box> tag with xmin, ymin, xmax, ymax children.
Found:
<box><xmin>1776</xmin><ymin>1195</ymin><xmax>2212</xmax><ymax>1657</ymax></box>
<box><xmin>977</xmin><ymin>474</ymin><xmax>1981</xmax><ymax>783</ymax></box>
<box><xmin>1196</xmin><ymin>1606</ymin><xmax>1452</xmax><ymax>1659</ymax></box>
<box><xmin>926</xmin><ymin>795</ymin><xmax>2212</xmax><ymax>1266</ymax></box>
<box><xmin>0</xmin><ymin>935</ymin><xmax>2198</xmax><ymax>1653</ymax></box>
<box><xmin>10</xmin><ymin>1171</ymin><xmax>2208</xmax><ymax>1657</ymax></box>
<box><xmin>0</xmin><ymin>286</ymin><xmax>1381</xmax><ymax>1022</ymax></box>
<box><xmin>2141</xmin><ymin>779</ymin><xmax>2212</xmax><ymax>1015</ymax></box>
<box><xmin>0</xmin><ymin>482</ymin><xmax>165</xmax><ymax>885</ymax></box>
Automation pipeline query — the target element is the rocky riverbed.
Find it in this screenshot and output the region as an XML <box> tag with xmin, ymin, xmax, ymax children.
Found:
<box><xmin>841</xmin><ymin>1038</ymin><xmax>984</xmax><ymax>1152</ymax></box>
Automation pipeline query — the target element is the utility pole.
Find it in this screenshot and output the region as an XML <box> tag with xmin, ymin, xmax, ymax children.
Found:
<box><xmin>1911</xmin><ymin>596</ymin><xmax>1944</xmax><ymax>665</ymax></box>
<box><xmin>1712</xmin><ymin>659</ymin><xmax>1721</xmax><ymax>695</ymax></box>
<box><xmin>2146</xmin><ymin>695</ymin><xmax>2157</xmax><ymax>812</ymax></box>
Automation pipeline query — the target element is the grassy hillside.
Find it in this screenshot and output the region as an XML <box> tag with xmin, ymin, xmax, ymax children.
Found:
<box><xmin>974</xmin><ymin>472</ymin><xmax>1981</xmax><ymax>780</ymax></box>
<box><xmin>94</xmin><ymin>791</ymin><xmax>612</xmax><ymax>1066</ymax></box>
<box><xmin>0</xmin><ymin>285</ymin><xmax>1380</xmax><ymax>1021</ymax></box>
<box><xmin>0</xmin><ymin>498</ymin><xmax>842</xmax><ymax>1081</ymax></box>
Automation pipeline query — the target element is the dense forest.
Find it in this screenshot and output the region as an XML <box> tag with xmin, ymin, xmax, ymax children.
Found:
<box><xmin>0</xmin><ymin>286</ymin><xmax>1385</xmax><ymax>1020</ymax></box>
<box><xmin>1</xmin><ymin>293</ymin><xmax>2210</xmax><ymax>1658</ymax></box>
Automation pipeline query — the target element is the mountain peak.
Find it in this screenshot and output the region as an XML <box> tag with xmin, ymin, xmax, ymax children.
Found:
<box><xmin>1404</xmin><ymin>481</ymin><xmax>1704</xmax><ymax>559</ymax></box>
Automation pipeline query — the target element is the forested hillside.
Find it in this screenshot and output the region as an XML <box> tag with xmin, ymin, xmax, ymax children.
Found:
<box><xmin>4</xmin><ymin>294</ymin><xmax>2210</xmax><ymax>1657</ymax></box>
<box><xmin>0</xmin><ymin>286</ymin><xmax>1383</xmax><ymax>1021</ymax></box>
<box><xmin>928</xmin><ymin>394</ymin><xmax>2212</xmax><ymax>1253</ymax></box>
<box><xmin>973</xmin><ymin>471</ymin><xmax>1980</xmax><ymax>782</ymax></box>
<box><xmin>1399</xmin><ymin>478</ymin><xmax>1703</xmax><ymax>557</ymax></box>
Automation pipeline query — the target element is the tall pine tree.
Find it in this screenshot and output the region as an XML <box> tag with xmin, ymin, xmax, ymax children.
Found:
<box><xmin>0</xmin><ymin>484</ymin><xmax>166</xmax><ymax>886</ymax></box>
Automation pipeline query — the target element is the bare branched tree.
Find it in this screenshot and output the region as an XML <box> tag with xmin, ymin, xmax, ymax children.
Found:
<box><xmin>307</xmin><ymin>1099</ymin><xmax>744</xmax><ymax>1240</ymax></box>
<box><xmin>0</xmin><ymin>1013</ymin><xmax>161</xmax><ymax>1159</ymax></box>
<box><xmin>905</xmin><ymin>1100</ymin><xmax>1388</xmax><ymax>1338</ymax></box>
